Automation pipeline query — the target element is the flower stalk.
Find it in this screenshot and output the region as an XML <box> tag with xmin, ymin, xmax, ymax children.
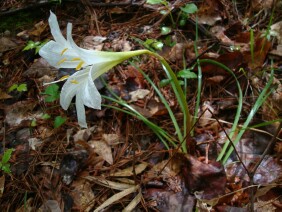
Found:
<box><xmin>40</xmin><ymin>12</ymin><xmax>192</xmax><ymax>153</ymax></box>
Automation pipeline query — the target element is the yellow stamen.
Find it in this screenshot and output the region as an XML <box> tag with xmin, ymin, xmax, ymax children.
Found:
<box><xmin>57</xmin><ymin>58</ymin><xmax>67</xmax><ymax>65</ymax></box>
<box><xmin>59</xmin><ymin>75</ymin><xmax>70</xmax><ymax>81</ymax></box>
<box><xmin>71</xmin><ymin>80</ymin><xmax>79</xmax><ymax>84</ymax></box>
<box><xmin>76</xmin><ymin>61</ymin><xmax>84</xmax><ymax>70</ymax></box>
<box><xmin>71</xmin><ymin>58</ymin><xmax>81</xmax><ymax>61</ymax></box>
<box><xmin>60</xmin><ymin>48</ymin><xmax>68</xmax><ymax>56</ymax></box>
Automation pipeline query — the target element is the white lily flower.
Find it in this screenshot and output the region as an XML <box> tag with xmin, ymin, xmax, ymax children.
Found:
<box><xmin>39</xmin><ymin>11</ymin><xmax>149</xmax><ymax>128</ymax></box>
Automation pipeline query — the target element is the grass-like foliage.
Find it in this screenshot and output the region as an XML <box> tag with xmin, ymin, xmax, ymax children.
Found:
<box><xmin>102</xmin><ymin>51</ymin><xmax>193</xmax><ymax>152</ymax></box>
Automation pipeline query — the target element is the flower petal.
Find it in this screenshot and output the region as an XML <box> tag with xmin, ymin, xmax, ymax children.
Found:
<box><xmin>39</xmin><ymin>41</ymin><xmax>82</xmax><ymax>68</ymax></box>
<box><xmin>60</xmin><ymin>66</ymin><xmax>102</xmax><ymax>110</ymax></box>
<box><xmin>39</xmin><ymin>21</ymin><xmax>88</xmax><ymax>69</ymax></box>
<box><xmin>81</xmin><ymin>66</ymin><xmax>101</xmax><ymax>109</ymax></box>
<box><xmin>60</xmin><ymin>67</ymin><xmax>89</xmax><ymax>110</ymax></box>
<box><xmin>67</xmin><ymin>25</ymin><xmax>149</xmax><ymax>65</ymax></box>
<box><xmin>75</xmin><ymin>94</ymin><xmax>87</xmax><ymax>128</ymax></box>
<box><xmin>60</xmin><ymin>66</ymin><xmax>101</xmax><ymax>128</ymax></box>
<box><xmin>49</xmin><ymin>11</ymin><xmax>68</xmax><ymax>46</ymax></box>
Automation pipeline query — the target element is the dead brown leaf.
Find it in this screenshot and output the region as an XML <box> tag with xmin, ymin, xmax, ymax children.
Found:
<box><xmin>70</xmin><ymin>179</ymin><xmax>94</xmax><ymax>212</ymax></box>
<box><xmin>4</xmin><ymin>100</ymin><xmax>38</xmax><ymax>127</ymax></box>
<box><xmin>129</xmin><ymin>89</ymin><xmax>150</xmax><ymax>102</ymax></box>
<box><xmin>0</xmin><ymin>37</ymin><xmax>17</xmax><ymax>53</ymax></box>
<box><xmin>0</xmin><ymin>89</ymin><xmax>12</xmax><ymax>100</ymax></box>
<box><xmin>197</xmin><ymin>0</ymin><xmax>224</xmax><ymax>26</ymax></box>
<box><xmin>181</xmin><ymin>154</ymin><xmax>227</xmax><ymax>199</ymax></box>
<box><xmin>201</xmin><ymin>51</ymin><xmax>243</xmax><ymax>75</ymax></box>
<box><xmin>30</xmin><ymin>21</ymin><xmax>47</xmax><ymax>37</ymax></box>
<box><xmin>89</xmin><ymin>140</ymin><xmax>113</xmax><ymax>165</ymax></box>
<box><xmin>243</xmin><ymin>37</ymin><xmax>272</xmax><ymax>70</ymax></box>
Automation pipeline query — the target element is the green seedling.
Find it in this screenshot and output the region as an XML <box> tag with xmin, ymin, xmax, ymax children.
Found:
<box><xmin>0</xmin><ymin>149</ymin><xmax>13</xmax><ymax>174</ymax></box>
<box><xmin>23</xmin><ymin>40</ymin><xmax>48</xmax><ymax>54</ymax></box>
<box><xmin>179</xmin><ymin>3</ymin><xmax>198</xmax><ymax>26</ymax></box>
<box><xmin>31</xmin><ymin>119</ymin><xmax>37</xmax><ymax>127</ymax></box>
<box><xmin>146</xmin><ymin>0</ymin><xmax>166</xmax><ymax>4</ymax></box>
<box><xmin>39</xmin><ymin>113</ymin><xmax>64</xmax><ymax>128</ymax></box>
<box><xmin>54</xmin><ymin>116</ymin><xmax>66</xmax><ymax>128</ymax></box>
<box><xmin>180</xmin><ymin>3</ymin><xmax>198</xmax><ymax>15</ymax></box>
<box><xmin>164</xmin><ymin>35</ymin><xmax>176</xmax><ymax>47</ymax></box>
<box><xmin>146</xmin><ymin>0</ymin><xmax>175</xmax><ymax>27</ymax></box>
<box><xmin>131</xmin><ymin>37</ymin><xmax>164</xmax><ymax>52</ymax></box>
<box><xmin>160</xmin><ymin>68</ymin><xmax>196</xmax><ymax>87</ymax></box>
<box><xmin>41</xmin><ymin>113</ymin><xmax>51</xmax><ymax>119</ymax></box>
<box><xmin>143</xmin><ymin>39</ymin><xmax>164</xmax><ymax>51</ymax></box>
<box><xmin>8</xmin><ymin>83</ymin><xmax>27</xmax><ymax>92</ymax></box>
<box><xmin>161</xmin><ymin>26</ymin><xmax>172</xmax><ymax>35</ymax></box>
<box><xmin>177</xmin><ymin>68</ymin><xmax>197</xmax><ymax>79</ymax></box>
<box><xmin>147</xmin><ymin>1</ymin><xmax>198</xmax><ymax>32</ymax></box>
<box><xmin>41</xmin><ymin>84</ymin><xmax>60</xmax><ymax>103</ymax></box>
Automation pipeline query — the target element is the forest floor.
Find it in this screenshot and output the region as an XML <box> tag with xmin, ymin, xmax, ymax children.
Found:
<box><xmin>0</xmin><ymin>0</ymin><xmax>282</xmax><ymax>211</ymax></box>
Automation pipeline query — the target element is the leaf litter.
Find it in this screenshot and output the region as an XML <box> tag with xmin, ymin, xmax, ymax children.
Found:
<box><xmin>0</xmin><ymin>0</ymin><xmax>282</xmax><ymax>211</ymax></box>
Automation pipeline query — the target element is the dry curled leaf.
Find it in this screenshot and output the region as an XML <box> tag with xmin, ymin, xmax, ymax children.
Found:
<box><xmin>89</xmin><ymin>140</ymin><xmax>113</xmax><ymax>165</ymax></box>
<box><xmin>129</xmin><ymin>89</ymin><xmax>150</xmax><ymax>102</ymax></box>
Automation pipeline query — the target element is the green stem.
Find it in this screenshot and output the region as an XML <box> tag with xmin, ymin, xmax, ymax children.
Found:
<box><xmin>198</xmin><ymin>59</ymin><xmax>243</xmax><ymax>162</ymax></box>
<box><xmin>222</xmin><ymin>68</ymin><xmax>274</xmax><ymax>163</ymax></box>
<box><xmin>130</xmin><ymin>62</ymin><xmax>183</xmax><ymax>148</ymax></box>
<box><xmin>193</xmin><ymin>16</ymin><xmax>202</xmax><ymax>135</ymax></box>
<box><xmin>102</xmin><ymin>96</ymin><xmax>177</xmax><ymax>148</ymax></box>
<box><xmin>147</xmin><ymin>52</ymin><xmax>192</xmax><ymax>152</ymax></box>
